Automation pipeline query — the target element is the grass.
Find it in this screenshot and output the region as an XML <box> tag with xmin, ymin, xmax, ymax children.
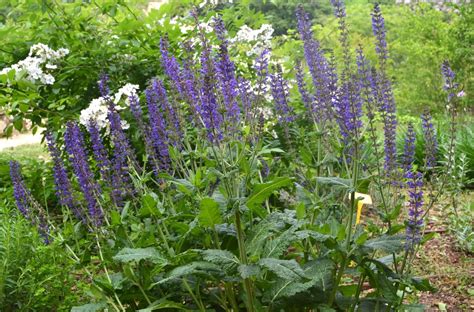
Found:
<box><xmin>0</xmin><ymin>143</ymin><xmax>49</xmax><ymax>162</ymax></box>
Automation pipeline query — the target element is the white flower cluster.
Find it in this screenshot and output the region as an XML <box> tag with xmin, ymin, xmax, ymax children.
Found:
<box><xmin>231</xmin><ymin>24</ymin><xmax>274</xmax><ymax>57</ymax></box>
<box><xmin>79</xmin><ymin>83</ymin><xmax>138</xmax><ymax>130</ymax></box>
<box><xmin>0</xmin><ymin>43</ymin><xmax>69</xmax><ymax>85</ymax></box>
<box><xmin>199</xmin><ymin>0</ymin><xmax>234</xmax><ymax>8</ymax></box>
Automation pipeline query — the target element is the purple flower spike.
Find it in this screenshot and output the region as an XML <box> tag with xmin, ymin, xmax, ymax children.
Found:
<box><xmin>65</xmin><ymin>121</ymin><xmax>103</xmax><ymax>225</ymax></box>
<box><xmin>146</xmin><ymin>83</ymin><xmax>171</xmax><ymax>169</ymax></box>
<box><xmin>371</xmin><ymin>4</ymin><xmax>388</xmax><ymax>62</ymax></box>
<box><xmin>10</xmin><ymin>160</ymin><xmax>51</xmax><ymax>244</ymax></box>
<box><xmin>98</xmin><ymin>73</ymin><xmax>110</xmax><ymax>98</ymax></box>
<box><xmin>10</xmin><ymin>160</ymin><xmax>31</xmax><ymax>218</ymax></box>
<box><xmin>198</xmin><ymin>43</ymin><xmax>223</xmax><ymax>143</ymax></box>
<box><xmin>213</xmin><ymin>16</ymin><xmax>240</xmax><ymax>134</ymax></box>
<box><xmin>270</xmin><ymin>66</ymin><xmax>294</xmax><ymax>124</ymax></box>
<box><xmin>441</xmin><ymin>61</ymin><xmax>459</xmax><ymax>101</ymax></box>
<box><xmin>402</xmin><ymin>123</ymin><xmax>416</xmax><ymax>174</ymax></box>
<box><xmin>295</xmin><ymin>62</ymin><xmax>314</xmax><ymax>117</ymax></box>
<box><xmin>160</xmin><ymin>37</ymin><xmax>184</xmax><ymax>97</ymax></box>
<box><xmin>46</xmin><ymin>131</ymin><xmax>83</xmax><ymax>221</ymax></box>
<box><xmin>421</xmin><ymin>112</ymin><xmax>438</xmax><ymax>169</ymax></box>
<box><xmin>107</xmin><ymin>103</ymin><xmax>136</xmax><ymax>206</ymax></box>
<box><xmin>405</xmin><ymin>171</ymin><xmax>424</xmax><ymax>251</ymax></box>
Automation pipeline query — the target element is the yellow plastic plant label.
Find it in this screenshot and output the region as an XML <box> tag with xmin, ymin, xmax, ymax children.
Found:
<box><xmin>347</xmin><ymin>192</ymin><xmax>373</xmax><ymax>224</ymax></box>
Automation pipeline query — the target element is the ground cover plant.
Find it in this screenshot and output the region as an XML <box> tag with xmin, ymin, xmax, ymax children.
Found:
<box><xmin>1</xmin><ymin>1</ymin><xmax>472</xmax><ymax>311</ymax></box>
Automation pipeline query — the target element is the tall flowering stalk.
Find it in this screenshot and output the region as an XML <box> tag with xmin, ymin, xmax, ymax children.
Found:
<box><xmin>146</xmin><ymin>83</ymin><xmax>171</xmax><ymax>169</ymax></box>
<box><xmin>198</xmin><ymin>43</ymin><xmax>223</xmax><ymax>143</ymax></box>
<box><xmin>108</xmin><ymin>103</ymin><xmax>136</xmax><ymax>205</ymax></box>
<box><xmin>129</xmin><ymin>94</ymin><xmax>160</xmax><ymax>176</ymax></box>
<box><xmin>371</xmin><ymin>4</ymin><xmax>398</xmax><ymax>179</ymax></box>
<box><xmin>295</xmin><ymin>62</ymin><xmax>314</xmax><ymax>120</ymax></box>
<box><xmin>10</xmin><ymin>160</ymin><xmax>31</xmax><ymax>218</ymax></box>
<box><xmin>46</xmin><ymin>131</ymin><xmax>83</xmax><ymax>221</ymax></box>
<box><xmin>270</xmin><ymin>66</ymin><xmax>294</xmax><ymax>124</ymax></box>
<box><xmin>154</xmin><ymin>78</ymin><xmax>182</xmax><ymax>146</ymax></box>
<box><xmin>402</xmin><ymin>123</ymin><xmax>416</xmax><ymax>174</ymax></box>
<box><xmin>213</xmin><ymin>16</ymin><xmax>240</xmax><ymax>134</ymax></box>
<box><xmin>421</xmin><ymin>112</ymin><xmax>437</xmax><ymax>169</ymax></box>
<box><xmin>160</xmin><ymin>37</ymin><xmax>185</xmax><ymax>98</ymax></box>
<box><xmin>65</xmin><ymin>121</ymin><xmax>103</xmax><ymax>225</ymax></box>
<box><xmin>297</xmin><ymin>7</ymin><xmax>336</xmax><ymax>123</ymax></box>
<box><xmin>405</xmin><ymin>171</ymin><xmax>424</xmax><ymax>251</ymax></box>
<box><xmin>10</xmin><ymin>160</ymin><xmax>51</xmax><ymax>243</ymax></box>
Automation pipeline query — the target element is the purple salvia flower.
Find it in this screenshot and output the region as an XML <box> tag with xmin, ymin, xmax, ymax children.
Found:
<box><xmin>160</xmin><ymin>37</ymin><xmax>184</xmax><ymax>97</ymax></box>
<box><xmin>65</xmin><ymin>121</ymin><xmax>103</xmax><ymax>225</ymax></box>
<box><xmin>198</xmin><ymin>43</ymin><xmax>223</xmax><ymax>143</ymax></box>
<box><xmin>295</xmin><ymin>62</ymin><xmax>314</xmax><ymax>118</ymax></box>
<box><xmin>181</xmin><ymin>58</ymin><xmax>200</xmax><ymax>122</ymax></box>
<box><xmin>370</xmin><ymin>4</ymin><xmax>398</xmax><ymax>177</ymax></box>
<box><xmin>371</xmin><ymin>4</ymin><xmax>388</xmax><ymax>62</ymax></box>
<box><xmin>107</xmin><ymin>103</ymin><xmax>135</xmax><ymax>205</ymax></box>
<box><xmin>331</xmin><ymin>0</ymin><xmax>350</xmax><ymax>72</ymax></box>
<box><xmin>270</xmin><ymin>66</ymin><xmax>294</xmax><ymax>124</ymax></box>
<box><xmin>98</xmin><ymin>73</ymin><xmax>110</xmax><ymax>98</ymax></box>
<box><xmin>146</xmin><ymin>85</ymin><xmax>171</xmax><ymax>168</ymax></box>
<box><xmin>402</xmin><ymin>123</ymin><xmax>416</xmax><ymax>174</ymax></box>
<box><xmin>10</xmin><ymin>161</ymin><xmax>51</xmax><ymax>243</ymax></box>
<box><xmin>405</xmin><ymin>171</ymin><xmax>424</xmax><ymax>251</ymax></box>
<box><xmin>421</xmin><ymin>112</ymin><xmax>438</xmax><ymax>169</ymax></box>
<box><xmin>254</xmin><ymin>48</ymin><xmax>271</xmax><ymax>102</ymax></box>
<box><xmin>296</xmin><ymin>6</ymin><xmax>334</xmax><ymax>124</ymax></box>
<box><xmin>441</xmin><ymin>61</ymin><xmax>458</xmax><ymax>101</ymax></box>
<box><xmin>46</xmin><ymin>131</ymin><xmax>83</xmax><ymax>221</ymax></box>
<box><xmin>213</xmin><ymin>16</ymin><xmax>240</xmax><ymax>133</ymax></box>
<box><xmin>10</xmin><ymin>160</ymin><xmax>31</xmax><ymax>218</ymax></box>
<box><xmin>153</xmin><ymin>79</ymin><xmax>182</xmax><ymax>146</ymax></box>
<box><xmin>356</xmin><ymin>48</ymin><xmax>376</xmax><ymax>120</ymax></box>
<box><xmin>87</xmin><ymin>121</ymin><xmax>112</xmax><ymax>182</ymax></box>
<box><xmin>129</xmin><ymin>94</ymin><xmax>160</xmax><ymax>175</ymax></box>
<box><xmin>238</xmin><ymin>78</ymin><xmax>254</xmax><ymax>123</ymax></box>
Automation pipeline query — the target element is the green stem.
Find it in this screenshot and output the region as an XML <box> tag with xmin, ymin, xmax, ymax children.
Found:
<box><xmin>235</xmin><ymin>209</ymin><xmax>256</xmax><ymax>312</ymax></box>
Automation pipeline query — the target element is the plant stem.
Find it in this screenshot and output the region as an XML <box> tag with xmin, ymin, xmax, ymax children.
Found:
<box><xmin>235</xmin><ymin>209</ymin><xmax>256</xmax><ymax>312</ymax></box>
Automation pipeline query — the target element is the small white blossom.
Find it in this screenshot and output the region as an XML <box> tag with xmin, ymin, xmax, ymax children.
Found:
<box><xmin>0</xmin><ymin>43</ymin><xmax>68</xmax><ymax>85</ymax></box>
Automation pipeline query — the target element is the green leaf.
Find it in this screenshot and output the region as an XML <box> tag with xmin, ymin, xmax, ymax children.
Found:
<box><xmin>198</xmin><ymin>197</ymin><xmax>222</xmax><ymax>228</ymax></box>
<box><xmin>113</xmin><ymin>247</ymin><xmax>167</xmax><ymax>264</ymax></box>
<box><xmin>238</xmin><ymin>264</ymin><xmax>261</xmax><ymax>279</ymax></box>
<box><xmin>138</xmin><ymin>299</ymin><xmax>187</xmax><ymax>311</ymax></box>
<box><xmin>259</xmin><ymin>258</ymin><xmax>305</xmax><ymax>281</ymax></box>
<box><xmin>71</xmin><ymin>302</ymin><xmax>108</xmax><ymax>312</ymax></box>
<box><xmin>151</xmin><ymin>262</ymin><xmax>221</xmax><ymax>286</ymax></box>
<box><xmin>201</xmin><ymin>249</ymin><xmax>239</xmax><ymax>270</ymax></box>
<box><xmin>363</xmin><ymin>235</ymin><xmax>404</xmax><ymax>253</ymax></box>
<box><xmin>140</xmin><ymin>193</ymin><xmax>160</xmax><ymax>217</ymax></box>
<box><xmin>315</xmin><ymin>177</ymin><xmax>351</xmax><ymax>189</ymax></box>
<box><xmin>247</xmin><ymin>177</ymin><xmax>292</xmax><ymax>208</ymax></box>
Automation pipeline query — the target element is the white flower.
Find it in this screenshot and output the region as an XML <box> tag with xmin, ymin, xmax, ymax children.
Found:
<box><xmin>114</xmin><ymin>83</ymin><xmax>139</xmax><ymax>104</ymax></box>
<box><xmin>80</xmin><ymin>97</ymin><xmax>109</xmax><ymax>128</ymax></box>
<box><xmin>0</xmin><ymin>43</ymin><xmax>68</xmax><ymax>85</ymax></box>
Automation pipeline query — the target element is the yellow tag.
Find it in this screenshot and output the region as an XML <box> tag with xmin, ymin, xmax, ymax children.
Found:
<box><xmin>348</xmin><ymin>192</ymin><xmax>372</xmax><ymax>225</ymax></box>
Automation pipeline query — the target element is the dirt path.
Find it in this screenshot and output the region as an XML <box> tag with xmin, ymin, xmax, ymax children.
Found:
<box><xmin>0</xmin><ymin>132</ymin><xmax>42</xmax><ymax>151</ymax></box>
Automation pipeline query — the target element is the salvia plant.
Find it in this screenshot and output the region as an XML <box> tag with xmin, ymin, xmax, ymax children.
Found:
<box><xmin>9</xmin><ymin>2</ymin><xmax>462</xmax><ymax>311</ymax></box>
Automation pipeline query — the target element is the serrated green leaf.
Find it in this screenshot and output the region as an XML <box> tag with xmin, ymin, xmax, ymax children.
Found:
<box><xmin>363</xmin><ymin>235</ymin><xmax>404</xmax><ymax>253</ymax></box>
<box><xmin>201</xmin><ymin>249</ymin><xmax>239</xmax><ymax>270</ymax></box>
<box><xmin>113</xmin><ymin>247</ymin><xmax>167</xmax><ymax>264</ymax></box>
<box><xmin>246</xmin><ymin>177</ymin><xmax>292</xmax><ymax>208</ymax></box>
<box><xmin>259</xmin><ymin>258</ymin><xmax>305</xmax><ymax>281</ymax></box>
<box><xmin>238</xmin><ymin>264</ymin><xmax>261</xmax><ymax>279</ymax></box>
<box><xmin>198</xmin><ymin>197</ymin><xmax>222</xmax><ymax>228</ymax></box>
<box><xmin>71</xmin><ymin>302</ymin><xmax>108</xmax><ymax>312</ymax></box>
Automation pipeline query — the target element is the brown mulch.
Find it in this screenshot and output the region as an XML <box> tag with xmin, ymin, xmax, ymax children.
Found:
<box><xmin>413</xmin><ymin>219</ymin><xmax>473</xmax><ymax>311</ymax></box>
